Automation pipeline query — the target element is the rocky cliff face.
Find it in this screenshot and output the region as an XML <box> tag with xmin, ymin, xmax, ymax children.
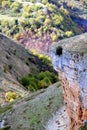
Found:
<box><xmin>50</xmin><ymin>33</ymin><xmax>87</xmax><ymax>130</ymax></box>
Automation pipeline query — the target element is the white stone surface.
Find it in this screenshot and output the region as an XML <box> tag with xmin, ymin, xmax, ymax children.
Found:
<box><xmin>46</xmin><ymin>107</ymin><xmax>70</xmax><ymax>130</ymax></box>
<box><xmin>0</xmin><ymin>120</ymin><xmax>5</xmax><ymax>128</ymax></box>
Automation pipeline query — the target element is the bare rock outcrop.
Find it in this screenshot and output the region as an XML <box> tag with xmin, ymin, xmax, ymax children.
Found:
<box><xmin>50</xmin><ymin>33</ymin><xmax>87</xmax><ymax>130</ymax></box>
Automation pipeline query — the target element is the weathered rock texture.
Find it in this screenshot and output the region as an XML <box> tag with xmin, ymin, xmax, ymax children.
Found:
<box><xmin>50</xmin><ymin>33</ymin><xmax>87</xmax><ymax>130</ymax></box>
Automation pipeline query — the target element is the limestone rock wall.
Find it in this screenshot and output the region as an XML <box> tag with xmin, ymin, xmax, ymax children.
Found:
<box><xmin>50</xmin><ymin>33</ymin><xmax>87</xmax><ymax>130</ymax></box>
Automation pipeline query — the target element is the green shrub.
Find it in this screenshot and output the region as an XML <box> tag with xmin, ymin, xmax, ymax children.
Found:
<box><xmin>28</xmin><ymin>84</ymin><xmax>36</xmax><ymax>92</ymax></box>
<box><xmin>44</xmin><ymin>18</ymin><xmax>51</xmax><ymax>25</ymax></box>
<box><xmin>11</xmin><ymin>2</ymin><xmax>21</xmax><ymax>13</ymax></box>
<box><xmin>60</xmin><ymin>6</ymin><xmax>69</xmax><ymax>16</ymax></box>
<box><xmin>12</xmin><ymin>7</ymin><xmax>20</xmax><ymax>13</ymax></box>
<box><xmin>47</xmin><ymin>3</ymin><xmax>57</xmax><ymax>12</ymax></box>
<box><xmin>20</xmin><ymin>75</ymin><xmax>40</xmax><ymax>91</ymax></box>
<box><xmin>11</xmin><ymin>2</ymin><xmax>21</xmax><ymax>9</ymax></box>
<box><xmin>38</xmin><ymin>72</ymin><xmax>46</xmax><ymax>80</ymax></box>
<box><xmin>32</xmin><ymin>4</ymin><xmax>43</xmax><ymax>11</ymax></box>
<box><xmin>23</xmin><ymin>5</ymin><xmax>31</xmax><ymax>13</ymax></box>
<box><xmin>40</xmin><ymin>80</ymin><xmax>47</xmax><ymax>88</ymax></box>
<box><xmin>20</xmin><ymin>76</ymin><xmax>30</xmax><ymax>87</ymax></box>
<box><xmin>20</xmin><ymin>71</ymin><xmax>58</xmax><ymax>91</ymax></box>
<box><xmin>42</xmin><ymin>0</ymin><xmax>48</xmax><ymax>4</ymax></box>
<box><xmin>44</xmin><ymin>71</ymin><xmax>58</xmax><ymax>82</ymax></box>
<box><xmin>38</xmin><ymin>71</ymin><xmax>58</xmax><ymax>83</ymax></box>
<box><xmin>22</xmin><ymin>12</ymin><xmax>30</xmax><ymax>18</ymax></box>
<box><xmin>0</xmin><ymin>0</ymin><xmax>82</xmax><ymax>43</ymax></box>
<box><xmin>52</xmin><ymin>14</ymin><xmax>64</xmax><ymax>26</ymax></box>
<box><xmin>40</xmin><ymin>77</ymin><xmax>52</xmax><ymax>88</ymax></box>
<box><xmin>2</xmin><ymin>0</ymin><xmax>11</xmax><ymax>8</ymax></box>
<box><xmin>28</xmin><ymin>82</ymin><xmax>38</xmax><ymax>91</ymax></box>
<box><xmin>1</xmin><ymin>20</ymin><xmax>9</xmax><ymax>27</ymax></box>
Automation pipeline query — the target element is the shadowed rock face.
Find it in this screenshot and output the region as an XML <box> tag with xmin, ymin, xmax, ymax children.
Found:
<box><xmin>50</xmin><ymin>33</ymin><xmax>87</xmax><ymax>130</ymax></box>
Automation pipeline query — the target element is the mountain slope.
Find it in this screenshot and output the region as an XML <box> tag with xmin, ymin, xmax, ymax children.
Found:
<box><xmin>0</xmin><ymin>33</ymin><xmax>57</xmax><ymax>105</ymax></box>
<box><xmin>0</xmin><ymin>33</ymin><xmax>37</xmax><ymax>82</ymax></box>
<box><xmin>0</xmin><ymin>33</ymin><xmax>64</xmax><ymax>130</ymax></box>
<box><xmin>0</xmin><ymin>0</ymin><xmax>83</xmax><ymax>55</ymax></box>
<box><xmin>0</xmin><ymin>33</ymin><xmax>41</xmax><ymax>104</ymax></box>
<box><xmin>0</xmin><ymin>82</ymin><xmax>64</xmax><ymax>130</ymax></box>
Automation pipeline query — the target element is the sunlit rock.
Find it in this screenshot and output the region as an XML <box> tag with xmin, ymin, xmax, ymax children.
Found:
<box><xmin>50</xmin><ymin>33</ymin><xmax>87</xmax><ymax>130</ymax></box>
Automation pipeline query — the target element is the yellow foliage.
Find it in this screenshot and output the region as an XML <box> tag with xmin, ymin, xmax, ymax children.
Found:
<box><xmin>9</xmin><ymin>98</ymin><xmax>14</xmax><ymax>102</ymax></box>
<box><xmin>47</xmin><ymin>3</ymin><xmax>57</xmax><ymax>12</ymax></box>
<box><xmin>42</xmin><ymin>0</ymin><xmax>48</xmax><ymax>4</ymax></box>
<box><xmin>31</xmin><ymin>49</ymin><xmax>37</xmax><ymax>55</ymax></box>
<box><xmin>5</xmin><ymin>91</ymin><xmax>17</xmax><ymax>102</ymax></box>
<box><xmin>65</xmin><ymin>31</ymin><xmax>73</xmax><ymax>37</ymax></box>
<box><xmin>44</xmin><ymin>18</ymin><xmax>51</xmax><ymax>25</ymax></box>
<box><xmin>23</xmin><ymin>5</ymin><xmax>31</xmax><ymax>13</ymax></box>
<box><xmin>38</xmin><ymin>54</ymin><xmax>44</xmax><ymax>59</ymax></box>
<box><xmin>51</xmin><ymin>33</ymin><xmax>58</xmax><ymax>41</ymax></box>
<box><xmin>45</xmin><ymin>56</ymin><xmax>51</xmax><ymax>61</ymax></box>
<box><xmin>60</xmin><ymin>6</ymin><xmax>69</xmax><ymax>15</ymax></box>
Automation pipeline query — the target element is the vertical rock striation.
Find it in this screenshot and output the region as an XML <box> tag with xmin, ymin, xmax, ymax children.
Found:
<box><xmin>50</xmin><ymin>33</ymin><xmax>87</xmax><ymax>130</ymax></box>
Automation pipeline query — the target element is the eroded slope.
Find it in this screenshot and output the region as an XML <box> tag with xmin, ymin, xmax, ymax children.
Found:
<box><xmin>0</xmin><ymin>33</ymin><xmax>39</xmax><ymax>104</ymax></box>
<box><xmin>0</xmin><ymin>82</ymin><xmax>64</xmax><ymax>130</ymax></box>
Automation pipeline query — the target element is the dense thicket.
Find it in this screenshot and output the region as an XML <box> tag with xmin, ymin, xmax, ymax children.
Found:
<box><xmin>0</xmin><ymin>0</ymin><xmax>82</xmax><ymax>42</ymax></box>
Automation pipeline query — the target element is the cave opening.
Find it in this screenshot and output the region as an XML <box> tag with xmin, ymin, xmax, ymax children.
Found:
<box><xmin>56</xmin><ymin>46</ymin><xmax>63</xmax><ymax>56</ymax></box>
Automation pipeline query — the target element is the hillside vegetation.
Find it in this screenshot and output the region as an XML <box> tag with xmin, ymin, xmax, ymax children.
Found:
<box><xmin>0</xmin><ymin>33</ymin><xmax>58</xmax><ymax>104</ymax></box>
<box><xmin>0</xmin><ymin>1</ymin><xmax>87</xmax><ymax>130</ymax></box>
<box><xmin>0</xmin><ymin>0</ymin><xmax>83</xmax><ymax>54</ymax></box>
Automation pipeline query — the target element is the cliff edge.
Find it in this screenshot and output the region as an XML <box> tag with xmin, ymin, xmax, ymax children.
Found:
<box><xmin>50</xmin><ymin>33</ymin><xmax>87</xmax><ymax>130</ymax></box>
